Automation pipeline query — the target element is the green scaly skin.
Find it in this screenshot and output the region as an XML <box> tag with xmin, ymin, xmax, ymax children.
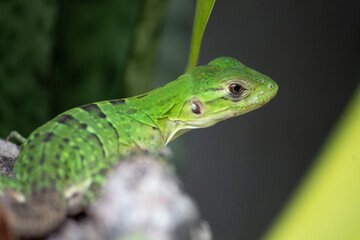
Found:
<box><xmin>0</xmin><ymin>57</ymin><xmax>278</xmax><ymax>237</ymax></box>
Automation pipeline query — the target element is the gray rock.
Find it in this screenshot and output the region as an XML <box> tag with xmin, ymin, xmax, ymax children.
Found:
<box><xmin>0</xmin><ymin>138</ymin><xmax>19</xmax><ymax>178</ymax></box>
<box><xmin>50</xmin><ymin>155</ymin><xmax>212</xmax><ymax>240</ymax></box>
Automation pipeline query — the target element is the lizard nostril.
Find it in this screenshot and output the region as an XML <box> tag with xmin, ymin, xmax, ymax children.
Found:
<box><xmin>268</xmin><ymin>84</ymin><xmax>274</xmax><ymax>90</ymax></box>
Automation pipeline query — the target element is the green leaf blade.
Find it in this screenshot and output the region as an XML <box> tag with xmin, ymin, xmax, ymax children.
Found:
<box><xmin>186</xmin><ymin>0</ymin><xmax>216</xmax><ymax>71</ymax></box>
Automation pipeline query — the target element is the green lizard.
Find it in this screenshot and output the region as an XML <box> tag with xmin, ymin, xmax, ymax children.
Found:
<box><xmin>0</xmin><ymin>57</ymin><xmax>278</xmax><ymax>237</ymax></box>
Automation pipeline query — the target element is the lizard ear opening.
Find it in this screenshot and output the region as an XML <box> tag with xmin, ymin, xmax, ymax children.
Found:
<box><xmin>190</xmin><ymin>98</ymin><xmax>205</xmax><ymax>116</ymax></box>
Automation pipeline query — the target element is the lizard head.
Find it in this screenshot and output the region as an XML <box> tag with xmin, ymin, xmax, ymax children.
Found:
<box><xmin>172</xmin><ymin>56</ymin><xmax>278</xmax><ymax>129</ymax></box>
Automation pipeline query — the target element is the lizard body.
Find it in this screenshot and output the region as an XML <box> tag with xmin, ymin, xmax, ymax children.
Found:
<box><xmin>0</xmin><ymin>57</ymin><xmax>278</xmax><ymax>237</ymax></box>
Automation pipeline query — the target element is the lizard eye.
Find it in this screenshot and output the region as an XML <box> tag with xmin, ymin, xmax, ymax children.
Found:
<box><xmin>190</xmin><ymin>98</ymin><xmax>205</xmax><ymax>116</ymax></box>
<box><xmin>229</xmin><ymin>83</ymin><xmax>245</xmax><ymax>96</ymax></box>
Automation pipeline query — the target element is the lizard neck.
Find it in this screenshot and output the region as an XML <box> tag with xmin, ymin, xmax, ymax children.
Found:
<box><xmin>155</xmin><ymin>118</ymin><xmax>189</xmax><ymax>146</ymax></box>
<box><xmin>120</xmin><ymin>75</ymin><xmax>191</xmax><ymax>147</ymax></box>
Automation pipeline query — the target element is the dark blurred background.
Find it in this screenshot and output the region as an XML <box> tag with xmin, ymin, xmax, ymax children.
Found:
<box><xmin>1</xmin><ymin>0</ymin><xmax>359</xmax><ymax>240</ymax></box>
<box><xmin>184</xmin><ymin>0</ymin><xmax>360</xmax><ymax>239</ymax></box>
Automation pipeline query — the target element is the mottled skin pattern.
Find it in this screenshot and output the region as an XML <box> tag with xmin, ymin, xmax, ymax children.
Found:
<box><xmin>0</xmin><ymin>57</ymin><xmax>278</xmax><ymax>237</ymax></box>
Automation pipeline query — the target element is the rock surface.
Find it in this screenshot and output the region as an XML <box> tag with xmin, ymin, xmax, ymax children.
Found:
<box><xmin>0</xmin><ymin>138</ymin><xmax>212</xmax><ymax>240</ymax></box>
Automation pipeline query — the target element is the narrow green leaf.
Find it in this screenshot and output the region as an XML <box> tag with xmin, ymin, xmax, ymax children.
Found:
<box><xmin>186</xmin><ymin>0</ymin><xmax>216</xmax><ymax>71</ymax></box>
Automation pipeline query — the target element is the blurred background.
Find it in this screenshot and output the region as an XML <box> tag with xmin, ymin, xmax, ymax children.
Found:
<box><xmin>0</xmin><ymin>0</ymin><xmax>359</xmax><ymax>239</ymax></box>
<box><xmin>187</xmin><ymin>1</ymin><xmax>359</xmax><ymax>239</ymax></box>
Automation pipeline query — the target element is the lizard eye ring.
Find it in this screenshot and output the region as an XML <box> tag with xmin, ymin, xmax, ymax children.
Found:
<box><xmin>229</xmin><ymin>83</ymin><xmax>245</xmax><ymax>96</ymax></box>
<box><xmin>190</xmin><ymin>98</ymin><xmax>205</xmax><ymax>116</ymax></box>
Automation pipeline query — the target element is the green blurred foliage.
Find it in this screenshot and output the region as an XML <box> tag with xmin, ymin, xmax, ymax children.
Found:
<box><xmin>0</xmin><ymin>0</ymin><xmax>171</xmax><ymax>137</ymax></box>
<box><xmin>124</xmin><ymin>0</ymin><xmax>168</xmax><ymax>95</ymax></box>
<box><xmin>0</xmin><ymin>0</ymin><xmax>57</xmax><ymax>138</ymax></box>
<box><xmin>54</xmin><ymin>0</ymin><xmax>142</xmax><ymax>111</ymax></box>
